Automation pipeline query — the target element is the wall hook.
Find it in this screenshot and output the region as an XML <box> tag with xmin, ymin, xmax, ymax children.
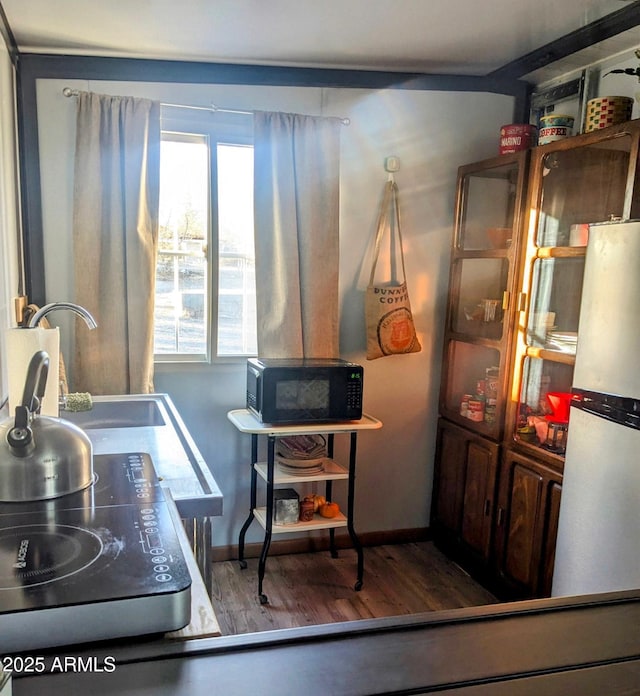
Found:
<box><xmin>384</xmin><ymin>156</ymin><xmax>400</xmax><ymax>182</ymax></box>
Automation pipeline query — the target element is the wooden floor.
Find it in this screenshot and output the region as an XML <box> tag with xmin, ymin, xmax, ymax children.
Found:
<box><xmin>210</xmin><ymin>541</ymin><xmax>498</xmax><ymax>635</ymax></box>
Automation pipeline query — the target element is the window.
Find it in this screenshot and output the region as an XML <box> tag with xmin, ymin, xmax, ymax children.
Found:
<box><xmin>154</xmin><ymin>112</ymin><xmax>257</xmax><ymax>360</ymax></box>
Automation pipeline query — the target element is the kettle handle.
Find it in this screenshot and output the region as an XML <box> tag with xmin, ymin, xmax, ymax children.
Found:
<box><xmin>20</xmin><ymin>350</ymin><xmax>49</xmax><ymax>415</ymax></box>
<box><xmin>6</xmin><ymin>404</ymin><xmax>34</xmax><ymax>455</ymax></box>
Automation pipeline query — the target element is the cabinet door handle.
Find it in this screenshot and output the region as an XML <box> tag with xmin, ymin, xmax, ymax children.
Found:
<box><xmin>497</xmin><ymin>507</ymin><xmax>505</xmax><ymax>526</ymax></box>
<box><xmin>517</xmin><ymin>292</ymin><xmax>527</xmax><ymax>312</ymax></box>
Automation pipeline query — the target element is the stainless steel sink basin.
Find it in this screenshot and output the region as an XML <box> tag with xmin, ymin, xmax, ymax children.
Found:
<box><xmin>60</xmin><ymin>400</ymin><xmax>166</xmax><ymax>429</ymax></box>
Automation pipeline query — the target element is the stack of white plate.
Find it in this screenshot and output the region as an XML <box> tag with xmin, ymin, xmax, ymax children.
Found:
<box><xmin>546</xmin><ymin>330</ymin><xmax>578</xmax><ymax>354</ymax></box>
<box><xmin>276</xmin><ymin>456</ymin><xmax>326</xmax><ymax>476</ymax></box>
<box><xmin>276</xmin><ymin>434</ymin><xmax>327</xmax><ymax>476</ymax></box>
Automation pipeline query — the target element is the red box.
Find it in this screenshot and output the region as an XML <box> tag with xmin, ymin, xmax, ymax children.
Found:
<box><xmin>499</xmin><ymin>124</ymin><xmax>536</xmax><ymax>155</ymax></box>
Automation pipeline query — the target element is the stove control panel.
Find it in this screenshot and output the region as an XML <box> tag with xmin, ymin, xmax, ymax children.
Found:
<box><xmin>135</xmin><ymin>503</ymin><xmax>185</xmax><ymax>585</ymax></box>
<box><xmin>121</xmin><ymin>453</ymin><xmax>164</xmax><ymax>504</ymax></box>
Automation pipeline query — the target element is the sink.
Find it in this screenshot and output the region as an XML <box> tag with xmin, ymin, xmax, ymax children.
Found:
<box><xmin>60</xmin><ymin>400</ymin><xmax>166</xmax><ymax>429</ymax></box>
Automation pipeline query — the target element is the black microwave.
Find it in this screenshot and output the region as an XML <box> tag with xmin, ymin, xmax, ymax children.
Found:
<box><xmin>246</xmin><ymin>358</ymin><xmax>364</xmax><ymax>424</ymax></box>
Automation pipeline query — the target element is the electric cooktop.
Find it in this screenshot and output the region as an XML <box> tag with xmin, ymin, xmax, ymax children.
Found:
<box><xmin>0</xmin><ymin>453</ymin><xmax>191</xmax><ymax>654</ymax></box>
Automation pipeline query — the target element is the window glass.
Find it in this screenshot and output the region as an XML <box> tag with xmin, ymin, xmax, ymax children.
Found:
<box><xmin>217</xmin><ymin>143</ymin><xmax>256</xmax><ymax>356</ymax></box>
<box><xmin>154</xmin><ymin>119</ymin><xmax>256</xmax><ymax>361</ymax></box>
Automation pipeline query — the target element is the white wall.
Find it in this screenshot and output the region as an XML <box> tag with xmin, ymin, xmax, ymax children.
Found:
<box><xmin>34</xmin><ymin>77</ymin><xmax>514</xmax><ymax>547</ymax></box>
<box><xmin>0</xmin><ymin>40</ymin><xmax>20</xmax><ymax>415</ymax></box>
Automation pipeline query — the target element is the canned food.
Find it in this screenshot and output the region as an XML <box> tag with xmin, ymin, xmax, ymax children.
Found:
<box><xmin>484</xmin><ymin>405</ymin><xmax>496</xmax><ymax>423</ymax></box>
<box><xmin>460</xmin><ymin>394</ymin><xmax>472</xmax><ymax>418</ymax></box>
<box><xmin>467</xmin><ymin>399</ymin><xmax>485</xmax><ymax>422</ymax></box>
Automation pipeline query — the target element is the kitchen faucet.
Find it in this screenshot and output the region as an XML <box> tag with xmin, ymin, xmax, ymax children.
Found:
<box><xmin>28</xmin><ymin>302</ymin><xmax>98</xmax><ymax>329</ymax></box>
<box><xmin>27</xmin><ymin>302</ymin><xmax>97</xmax><ymax>409</ymax></box>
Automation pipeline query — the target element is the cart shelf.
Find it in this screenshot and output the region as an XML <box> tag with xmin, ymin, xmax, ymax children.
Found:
<box><xmin>253</xmin><ymin>507</ymin><xmax>348</xmax><ymax>533</ymax></box>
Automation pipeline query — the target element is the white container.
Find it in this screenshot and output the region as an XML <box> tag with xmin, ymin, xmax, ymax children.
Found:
<box><xmin>538</xmin><ymin>114</ymin><xmax>574</xmax><ymax>145</ymax></box>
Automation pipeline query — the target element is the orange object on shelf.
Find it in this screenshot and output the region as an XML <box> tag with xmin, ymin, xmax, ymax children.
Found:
<box><xmin>318</xmin><ymin>501</ymin><xmax>340</xmax><ymax>518</ymax></box>
<box><xmin>546</xmin><ymin>392</ymin><xmax>572</xmax><ymax>423</ymax></box>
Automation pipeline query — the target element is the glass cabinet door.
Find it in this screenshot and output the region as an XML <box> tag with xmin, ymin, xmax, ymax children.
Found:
<box><xmin>508</xmin><ymin>123</ymin><xmax>639</xmax><ymax>460</ymax></box>
<box><xmin>458</xmin><ymin>160</ymin><xmax>521</xmax><ymax>251</ymax></box>
<box><xmin>452</xmin><ymin>258</ymin><xmax>509</xmax><ymax>340</ymax></box>
<box><xmin>535</xmin><ymin>138</ymin><xmax>631</xmax><ymax>247</ymax></box>
<box><xmin>527</xmin><ymin>257</ymin><xmax>584</xmax><ymax>350</ymax></box>
<box><xmin>440</xmin><ymin>152</ymin><xmax>529</xmax><ymax>439</ymax></box>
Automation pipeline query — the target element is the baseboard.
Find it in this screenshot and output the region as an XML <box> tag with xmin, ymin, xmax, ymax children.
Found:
<box><xmin>211</xmin><ymin>527</ymin><xmax>431</xmax><ymax>562</ymax></box>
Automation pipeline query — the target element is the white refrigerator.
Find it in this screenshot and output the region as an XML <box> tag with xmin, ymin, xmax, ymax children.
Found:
<box><xmin>552</xmin><ymin>219</ymin><xmax>640</xmax><ymax>597</ymax></box>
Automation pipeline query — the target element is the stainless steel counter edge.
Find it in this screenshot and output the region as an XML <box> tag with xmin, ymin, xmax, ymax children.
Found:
<box><xmin>76</xmin><ymin>394</ymin><xmax>223</xmax><ymax>519</ymax></box>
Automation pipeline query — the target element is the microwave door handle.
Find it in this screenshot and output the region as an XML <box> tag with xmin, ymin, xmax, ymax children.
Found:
<box><xmin>248</xmin><ymin>366</ymin><xmax>262</xmax><ymax>408</ymax></box>
<box><xmin>256</xmin><ymin>371</ymin><xmax>262</xmax><ymax>407</ymax></box>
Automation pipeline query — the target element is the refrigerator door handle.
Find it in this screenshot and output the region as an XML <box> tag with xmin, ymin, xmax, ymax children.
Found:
<box><xmin>571</xmin><ymin>388</ymin><xmax>640</xmax><ymax>430</ymax></box>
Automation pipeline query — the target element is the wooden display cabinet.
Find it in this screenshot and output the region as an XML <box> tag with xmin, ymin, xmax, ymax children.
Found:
<box><xmin>433</xmin><ymin>118</ymin><xmax>640</xmax><ymax>600</ymax></box>
<box><xmin>432</xmin><ymin>151</ymin><xmax>528</xmax><ymax>586</ymax></box>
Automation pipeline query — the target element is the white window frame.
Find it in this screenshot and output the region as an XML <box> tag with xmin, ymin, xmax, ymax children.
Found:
<box><xmin>154</xmin><ymin>108</ymin><xmax>254</xmax><ymax>364</ymax></box>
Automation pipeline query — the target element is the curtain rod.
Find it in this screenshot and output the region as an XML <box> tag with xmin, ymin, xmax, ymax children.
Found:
<box><xmin>61</xmin><ymin>87</ymin><xmax>350</xmax><ymax>125</ymax></box>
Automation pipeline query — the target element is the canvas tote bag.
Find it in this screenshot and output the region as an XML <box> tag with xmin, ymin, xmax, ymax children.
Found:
<box><xmin>365</xmin><ymin>180</ymin><xmax>421</xmax><ymax>360</ymax></box>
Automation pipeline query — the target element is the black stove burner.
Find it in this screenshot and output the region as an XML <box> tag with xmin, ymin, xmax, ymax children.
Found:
<box><xmin>0</xmin><ymin>453</ymin><xmax>191</xmax><ymax>653</ymax></box>
<box><xmin>0</xmin><ymin>524</ymin><xmax>103</xmax><ymax>590</ymax></box>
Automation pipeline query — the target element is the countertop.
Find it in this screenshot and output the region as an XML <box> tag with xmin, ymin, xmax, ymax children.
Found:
<box><xmin>66</xmin><ymin>394</ymin><xmax>223</xmax><ymax>520</ymax></box>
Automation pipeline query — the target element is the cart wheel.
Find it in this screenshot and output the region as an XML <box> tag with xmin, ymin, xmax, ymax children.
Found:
<box><xmin>259</xmin><ymin>593</ymin><xmax>269</xmax><ymax>605</ymax></box>
<box><xmin>354</xmin><ymin>580</ymin><xmax>363</xmax><ymax>591</ymax></box>
<box><xmin>239</xmin><ymin>560</ymin><xmax>247</xmax><ymax>570</ymax></box>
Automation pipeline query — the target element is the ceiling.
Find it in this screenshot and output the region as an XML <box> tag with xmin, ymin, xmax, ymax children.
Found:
<box><xmin>1</xmin><ymin>0</ymin><xmax>640</xmax><ymax>82</ymax></box>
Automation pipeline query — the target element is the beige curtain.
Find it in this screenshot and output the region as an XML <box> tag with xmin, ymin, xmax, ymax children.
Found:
<box><xmin>72</xmin><ymin>91</ymin><xmax>160</xmax><ymax>394</ymax></box>
<box><xmin>253</xmin><ymin>111</ymin><xmax>341</xmax><ymax>358</ymax></box>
